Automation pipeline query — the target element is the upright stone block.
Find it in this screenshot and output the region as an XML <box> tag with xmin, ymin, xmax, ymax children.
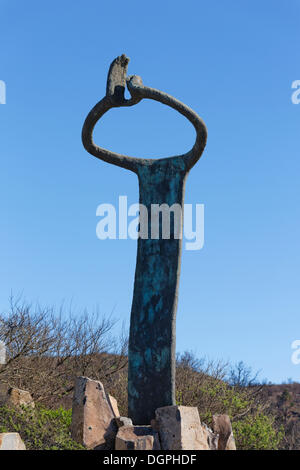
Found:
<box><xmin>115</xmin><ymin>426</ymin><xmax>160</xmax><ymax>450</ymax></box>
<box><xmin>212</xmin><ymin>414</ymin><xmax>236</xmax><ymax>450</ymax></box>
<box><xmin>71</xmin><ymin>376</ymin><xmax>117</xmax><ymax>449</ymax></box>
<box><xmin>155</xmin><ymin>405</ymin><xmax>209</xmax><ymax>450</ymax></box>
<box><xmin>0</xmin><ymin>433</ymin><xmax>26</xmax><ymax>450</ymax></box>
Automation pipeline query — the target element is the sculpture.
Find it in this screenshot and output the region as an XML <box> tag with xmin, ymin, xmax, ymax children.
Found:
<box><xmin>82</xmin><ymin>55</ymin><xmax>207</xmax><ymax>424</ymax></box>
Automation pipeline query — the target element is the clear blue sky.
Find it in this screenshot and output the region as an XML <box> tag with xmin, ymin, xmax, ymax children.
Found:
<box><xmin>0</xmin><ymin>0</ymin><xmax>299</xmax><ymax>383</ymax></box>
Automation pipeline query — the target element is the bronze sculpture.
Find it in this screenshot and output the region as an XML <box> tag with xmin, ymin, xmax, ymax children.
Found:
<box><xmin>82</xmin><ymin>55</ymin><xmax>207</xmax><ymax>424</ymax></box>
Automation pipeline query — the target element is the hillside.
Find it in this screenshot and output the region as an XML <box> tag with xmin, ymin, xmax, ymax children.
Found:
<box><xmin>0</xmin><ymin>304</ymin><xmax>298</xmax><ymax>449</ymax></box>
<box><xmin>262</xmin><ymin>383</ymin><xmax>300</xmax><ymax>449</ymax></box>
<box><xmin>2</xmin><ymin>364</ymin><xmax>299</xmax><ymax>449</ymax></box>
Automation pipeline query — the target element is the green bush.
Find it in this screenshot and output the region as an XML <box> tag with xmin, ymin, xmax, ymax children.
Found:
<box><xmin>175</xmin><ymin>362</ymin><xmax>284</xmax><ymax>450</ymax></box>
<box><xmin>0</xmin><ymin>405</ymin><xmax>85</xmax><ymax>450</ymax></box>
<box><xmin>232</xmin><ymin>412</ymin><xmax>284</xmax><ymax>450</ymax></box>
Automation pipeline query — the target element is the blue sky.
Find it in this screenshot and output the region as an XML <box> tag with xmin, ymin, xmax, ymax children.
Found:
<box><xmin>0</xmin><ymin>0</ymin><xmax>299</xmax><ymax>383</ymax></box>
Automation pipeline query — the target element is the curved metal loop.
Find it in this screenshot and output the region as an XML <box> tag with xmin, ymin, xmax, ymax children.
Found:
<box><xmin>82</xmin><ymin>55</ymin><xmax>207</xmax><ymax>174</ymax></box>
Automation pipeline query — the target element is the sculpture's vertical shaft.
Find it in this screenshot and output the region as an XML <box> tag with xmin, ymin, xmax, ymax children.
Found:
<box><xmin>128</xmin><ymin>158</ymin><xmax>187</xmax><ymax>424</ymax></box>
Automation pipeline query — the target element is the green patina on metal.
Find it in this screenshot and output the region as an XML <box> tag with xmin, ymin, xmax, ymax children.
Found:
<box><xmin>82</xmin><ymin>55</ymin><xmax>207</xmax><ymax>424</ymax></box>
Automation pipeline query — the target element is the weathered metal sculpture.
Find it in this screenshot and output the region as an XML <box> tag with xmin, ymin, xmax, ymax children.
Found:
<box><xmin>82</xmin><ymin>55</ymin><xmax>207</xmax><ymax>424</ymax></box>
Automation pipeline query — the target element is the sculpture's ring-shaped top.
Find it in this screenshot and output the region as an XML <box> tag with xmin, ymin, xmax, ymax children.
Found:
<box><xmin>82</xmin><ymin>55</ymin><xmax>207</xmax><ymax>174</ymax></box>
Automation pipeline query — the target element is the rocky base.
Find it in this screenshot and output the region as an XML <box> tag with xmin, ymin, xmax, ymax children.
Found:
<box><xmin>71</xmin><ymin>376</ymin><xmax>236</xmax><ymax>451</ymax></box>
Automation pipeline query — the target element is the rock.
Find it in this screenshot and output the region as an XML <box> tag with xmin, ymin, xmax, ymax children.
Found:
<box><xmin>155</xmin><ymin>405</ymin><xmax>209</xmax><ymax>450</ymax></box>
<box><xmin>71</xmin><ymin>376</ymin><xmax>117</xmax><ymax>450</ymax></box>
<box><xmin>0</xmin><ymin>433</ymin><xmax>26</xmax><ymax>450</ymax></box>
<box><xmin>115</xmin><ymin>416</ymin><xmax>133</xmax><ymax>428</ymax></box>
<box><xmin>5</xmin><ymin>388</ymin><xmax>35</xmax><ymax>409</ymax></box>
<box><xmin>212</xmin><ymin>414</ymin><xmax>236</xmax><ymax>450</ymax></box>
<box><xmin>115</xmin><ymin>425</ymin><xmax>160</xmax><ymax>450</ymax></box>
<box><xmin>108</xmin><ymin>394</ymin><xmax>120</xmax><ymax>417</ymax></box>
<box><xmin>201</xmin><ymin>423</ymin><xmax>219</xmax><ymax>450</ymax></box>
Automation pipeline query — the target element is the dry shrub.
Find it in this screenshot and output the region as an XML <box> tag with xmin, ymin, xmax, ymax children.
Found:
<box><xmin>0</xmin><ymin>298</ymin><xmax>127</xmax><ymax>406</ymax></box>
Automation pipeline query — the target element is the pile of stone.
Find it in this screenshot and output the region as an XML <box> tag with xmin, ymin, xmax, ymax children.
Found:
<box><xmin>71</xmin><ymin>376</ymin><xmax>236</xmax><ymax>450</ymax></box>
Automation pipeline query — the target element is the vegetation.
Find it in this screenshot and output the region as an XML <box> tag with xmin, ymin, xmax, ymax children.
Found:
<box><xmin>0</xmin><ymin>299</ymin><xmax>291</xmax><ymax>450</ymax></box>
<box><xmin>232</xmin><ymin>412</ymin><xmax>284</xmax><ymax>450</ymax></box>
<box><xmin>175</xmin><ymin>352</ymin><xmax>283</xmax><ymax>450</ymax></box>
<box><xmin>0</xmin><ymin>297</ymin><xmax>128</xmax><ymax>406</ymax></box>
<box><xmin>0</xmin><ymin>405</ymin><xmax>84</xmax><ymax>450</ymax></box>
